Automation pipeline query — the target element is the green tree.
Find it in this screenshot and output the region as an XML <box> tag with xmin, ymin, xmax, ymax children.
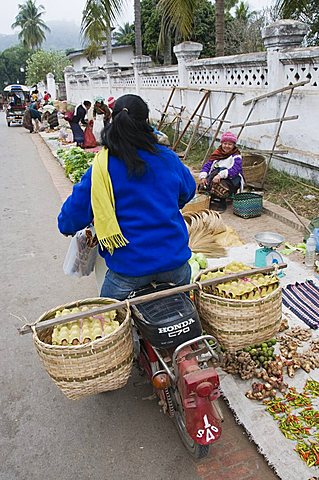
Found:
<box><xmin>11</xmin><ymin>0</ymin><xmax>50</xmax><ymax>50</ymax></box>
<box><xmin>25</xmin><ymin>50</ymin><xmax>69</xmax><ymax>84</ymax></box>
<box><xmin>141</xmin><ymin>0</ymin><xmax>216</xmax><ymax>62</ymax></box>
<box><xmin>275</xmin><ymin>0</ymin><xmax>319</xmax><ymax>45</ymax></box>
<box><xmin>113</xmin><ymin>22</ymin><xmax>135</xmax><ymax>46</ymax></box>
<box><xmin>0</xmin><ymin>45</ymin><xmax>31</xmax><ymax>88</ymax></box>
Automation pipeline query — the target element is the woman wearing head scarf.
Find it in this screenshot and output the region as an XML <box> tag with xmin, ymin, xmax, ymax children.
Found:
<box><xmin>199</xmin><ymin>131</ymin><xmax>244</xmax><ymax>211</ymax></box>
<box><xmin>58</xmin><ymin>94</ymin><xmax>196</xmax><ymax>299</ymax></box>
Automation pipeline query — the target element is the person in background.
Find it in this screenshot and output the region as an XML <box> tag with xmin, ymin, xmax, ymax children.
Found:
<box><xmin>42</xmin><ymin>104</ymin><xmax>59</xmax><ymax>130</ymax></box>
<box><xmin>28</xmin><ymin>100</ymin><xmax>42</xmax><ymax>133</ymax></box>
<box><xmin>199</xmin><ymin>131</ymin><xmax>243</xmax><ymax>212</ymax></box>
<box><xmin>93</xmin><ymin>97</ymin><xmax>111</xmax><ymax>127</ymax></box>
<box><xmin>107</xmin><ymin>96</ymin><xmax>116</xmax><ymax>111</ymax></box>
<box><xmin>67</xmin><ymin>100</ymin><xmax>92</xmax><ymax>147</ymax></box>
<box><xmin>43</xmin><ymin>91</ymin><xmax>51</xmax><ymax>104</ymax></box>
<box><xmin>58</xmin><ymin>94</ymin><xmax>196</xmax><ymax>300</ymax></box>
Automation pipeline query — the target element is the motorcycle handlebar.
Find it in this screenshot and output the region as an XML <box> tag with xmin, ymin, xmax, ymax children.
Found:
<box><xmin>18</xmin><ymin>263</ymin><xmax>287</xmax><ymax>335</ymax></box>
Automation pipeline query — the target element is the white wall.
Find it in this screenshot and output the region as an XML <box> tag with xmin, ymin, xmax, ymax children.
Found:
<box><xmin>64</xmin><ymin>22</ymin><xmax>319</xmax><ymax>184</ymax></box>
<box><xmin>67</xmin><ymin>45</ymin><xmax>134</xmax><ymax>71</ymax></box>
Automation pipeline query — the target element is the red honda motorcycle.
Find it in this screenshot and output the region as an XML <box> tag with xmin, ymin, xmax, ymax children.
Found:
<box><xmin>129</xmin><ymin>283</ymin><xmax>223</xmax><ymax>458</ymax></box>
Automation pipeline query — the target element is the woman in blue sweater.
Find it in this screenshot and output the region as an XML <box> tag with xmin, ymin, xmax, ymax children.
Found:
<box><xmin>58</xmin><ymin>94</ymin><xmax>196</xmax><ymax>300</ymax></box>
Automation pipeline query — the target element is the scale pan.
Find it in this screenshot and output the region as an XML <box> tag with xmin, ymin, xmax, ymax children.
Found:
<box><xmin>254</xmin><ymin>232</ymin><xmax>284</xmax><ymax>248</ymax></box>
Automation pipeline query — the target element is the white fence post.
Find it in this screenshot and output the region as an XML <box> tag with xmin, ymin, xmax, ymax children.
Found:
<box><xmin>262</xmin><ymin>20</ymin><xmax>308</xmax><ymax>90</ymax></box>
<box><xmin>132</xmin><ymin>56</ymin><xmax>152</xmax><ymax>95</ymax></box>
<box><xmin>46</xmin><ymin>72</ymin><xmax>57</xmax><ymax>100</ymax></box>
<box><xmin>173</xmin><ymin>41</ymin><xmax>203</xmax><ymax>88</ymax></box>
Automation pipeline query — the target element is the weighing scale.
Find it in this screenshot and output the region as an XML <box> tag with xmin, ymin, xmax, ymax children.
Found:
<box><xmin>254</xmin><ymin>232</ymin><xmax>285</xmax><ymax>268</ymax></box>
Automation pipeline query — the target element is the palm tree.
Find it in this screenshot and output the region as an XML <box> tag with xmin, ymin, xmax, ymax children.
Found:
<box><xmin>82</xmin><ymin>0</ymin><xmax>143</xmax><ymax>59</ymax></box>
<box><xmin>215</xmin><ymin>0</ymin><xmax>225</xmax><ymax>56</ymax></box>
<box><xmin>235</xmin><ymin>1</ymin><xmax>256</xmax><ymax>21</ymax></box>
<box><xmin>157</xmin><ymin>0</ymin><xmax>227</xmax><ymax>57</ymax></box>
<box><xmin>113</xmin><ymin>22</ymin><xmax>135</xmax><ymax>46</ymax></box>
<box><xmin>275</xmin><ymin>0</ymin><xmax>308</xmax><ymax>18</ymax></box>
<box><xmin>11</xmin><ymin>0</ymin><xmax>50</xmax><ymax>51</ymax></box>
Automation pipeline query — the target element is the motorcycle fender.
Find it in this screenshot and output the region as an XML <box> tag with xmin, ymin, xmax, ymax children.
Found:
<box><xmin>184</xmin><ymin>397</ymin><xmax>222</xmax><ymax>445</ymax></box>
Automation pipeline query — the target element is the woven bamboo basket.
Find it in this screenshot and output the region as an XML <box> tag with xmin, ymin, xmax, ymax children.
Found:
<box><xmin>182</xmin><ymin>194</ymin><xmax>210</xmax><ymax>214</ymax></box>
<box><xmin>233</xmin><ymin>192</ymin><xmax>263</xmax><ymax>219</ymax></box>
<box><xmin>194</xmin><ymin>274</ymin><xmax>282</xmax><ymax>352</ymax></box>
<box><xmin>242</xmin><ymin>153</ymin><xmax>266</xmax><ymax>184</ymax></box>
<box><xmin>33</xmin><ymin>297</ymin><xmax>133</xmax><ymax>400</ymax></box>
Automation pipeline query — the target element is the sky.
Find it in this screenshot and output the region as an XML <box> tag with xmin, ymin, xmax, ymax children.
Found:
<box><xmin>1</xmin><ymin>0</ymin><xmax>275</xmax><ymax>36</ymax></box>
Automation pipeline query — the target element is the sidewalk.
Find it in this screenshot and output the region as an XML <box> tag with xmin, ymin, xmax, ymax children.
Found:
<box><xmin>33</xmin><ymin>131</ymin><xmax>313</xmax><ymax>480</ymax></box>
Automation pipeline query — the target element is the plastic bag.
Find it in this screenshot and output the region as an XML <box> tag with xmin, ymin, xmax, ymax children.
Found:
<box><xmin>63</xmin><ymin>227</ymin><xmax>98</xmax><ymax>277</ymax></box>
<box><xmin>92</xmin><ymin>114</ymin><xmax>104</xmax><ymax>144</ymax></box>
<box><xmin>83</xmin><ymin>121</ymin><xmax>97</xmax><ymax>148</ymax></box>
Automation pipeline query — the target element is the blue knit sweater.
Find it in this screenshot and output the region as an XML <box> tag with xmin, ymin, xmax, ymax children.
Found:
<box><xmin>58</xmin><ymin>145</ymin><xmax>196</xmax><ymax>276</ymax></box>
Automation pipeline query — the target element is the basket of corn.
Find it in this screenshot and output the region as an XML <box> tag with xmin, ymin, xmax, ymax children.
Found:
<box><xmin>194</xmin><ymin>261</ymin><xmax>282</xmax><ymax>352</ymax></box>
<box><xmin>32</xmin><ymin>297</ymin><xmax>133</xmax><ymax>400</ymax></box>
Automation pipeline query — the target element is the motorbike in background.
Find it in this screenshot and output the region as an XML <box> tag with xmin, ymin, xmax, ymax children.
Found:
<box><xmin>129</xmin><ymin>283</ymin><xmax>224</xmax><ymax>458</ymax></box>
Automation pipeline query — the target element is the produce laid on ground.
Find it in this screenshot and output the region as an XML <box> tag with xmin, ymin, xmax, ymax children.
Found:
<box><xmin>199</xmin><ymin>261</ymin><xmax>279</xmax><ymax>300</ymax></box>
<box><xmin>263</xmin><ymin>381</ymin><xmax>319</xmax><ymax>467</ymax></box>
<box><xmin>51</xmin><ymin>306</ymin><xmax>119</xmax><ymax>346</ymax></box>
<box><xmin>219</xmin><ymin>319</ymin><xmax>319</xmax><ymax>468</ymax></box>
<box><xmin>56</xmin><ymin>147</ymin><xmax>95</xmax><ymax>183</ymax></box>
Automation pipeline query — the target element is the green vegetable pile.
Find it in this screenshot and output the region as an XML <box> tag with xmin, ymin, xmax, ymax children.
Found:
<box><xmin>57</xmin><ymin>147</ymin><xmax>95</xmax><ymax>183</ymax></box>
<box><xmin>242</xmin><ymin>339</ymin><xmax>277</xmax><ymax>368</ymax></box>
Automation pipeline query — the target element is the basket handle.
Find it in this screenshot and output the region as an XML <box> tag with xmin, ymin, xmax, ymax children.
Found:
<box><xmin>18</xmin><ymin>263</ymin><xmax>287</xmax><ymax>335</ymax></box>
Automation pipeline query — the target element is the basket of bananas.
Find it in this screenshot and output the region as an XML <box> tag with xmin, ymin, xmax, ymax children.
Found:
<box><xmin>194</xmin><ymin>261</ymin><xmax>282</xmax><ymax>352</ymax></box>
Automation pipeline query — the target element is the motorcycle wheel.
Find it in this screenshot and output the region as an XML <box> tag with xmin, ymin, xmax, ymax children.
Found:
<box><xmin>170</xmin><ymin>388</ymin><xmax>209</xmax><ymax>459</ymax></box>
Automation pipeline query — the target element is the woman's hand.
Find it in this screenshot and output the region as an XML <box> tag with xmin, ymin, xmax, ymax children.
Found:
<box><xmin>212</xmin><ymin>175</ymin><xmax>221</xmax><ymax>184</ymax></box>
<box><xmin>200</xmin><ymin>178</ymin><xmax>208</xmax><ymax>187</ymax></box>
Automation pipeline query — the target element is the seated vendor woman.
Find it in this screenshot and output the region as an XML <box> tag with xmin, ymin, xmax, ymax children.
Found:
<box><xmin>198</xmin><ymin>131</ymin><xmax>243</xmax><ymax>212</ymax></box>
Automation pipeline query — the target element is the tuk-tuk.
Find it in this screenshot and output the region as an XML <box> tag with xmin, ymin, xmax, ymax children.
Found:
<box><xmin>4</xmin><ymin>84</ymin><xmax>30</xmax><ymax>127</ymax></box>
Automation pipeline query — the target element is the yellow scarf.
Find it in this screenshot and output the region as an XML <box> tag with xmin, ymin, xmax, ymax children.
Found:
<box><xmin>91</xmin><ymin>148</ymin><xmax>129</xmax><ymax>254</ymax></box>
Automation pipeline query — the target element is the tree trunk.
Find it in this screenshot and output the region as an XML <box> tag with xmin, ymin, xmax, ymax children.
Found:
<box><xmin>134</xmin><ymin>0</ymin><xmax>143</xmax><ymax>56</ymax></box>
<box><xmin>163</xmin><ymin>33</ymin><xmax>172</xmax><ymax>65</ymax></box>
<box><xmin>105</xmin><ymin>25</ymin><xmax>113</xmax><ymax>63</ymax></box>
<box><xmin>215</xmin><ymin>0</ymin><xmax>225</xmax><ymax>57</ymax></box>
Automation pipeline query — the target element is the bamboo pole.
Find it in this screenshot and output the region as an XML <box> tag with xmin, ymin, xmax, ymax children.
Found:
<box><xmin>157</xmin><ymin>87</ymin><xmax>176</xmax><ymax>130</ymax></box>
<box><xmin>282</xmin><ymin>198</ymin><xmax>312</xmax><ymax>234</ymax></box>
<box><xmin>243</xmin><ymin>79</ymin><xmax>310</xmax><ymax>105</ymax></box>
<box><xmin>172</xmin><ymin>91</ymin><xmax>211</xmax><ymax>150</ymax></box>
<box><xmin>261</xmin><ymin>88</ymin><xmax>295</xmax><ymax>187</ymax></box>
<box><xmin>18</xmin><ymin>263</ymin><xmax>287</xmax><ymax>335</ymax></box>
<box><xmin>183</xmin><ymin>91</ymin><xmax>210</xmax><ymax>161</ymax></box>
<box><xmin>230</xmin><ymin>115</ymin><xmax>298</xmax><ymax>129</ymax></box>
<box><xmin>236</xmin><ymin>99</ymin><xmax>256</xmax><ymax>140</ymax></box>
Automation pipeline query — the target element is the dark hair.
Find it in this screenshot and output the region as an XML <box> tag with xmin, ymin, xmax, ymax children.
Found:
<box><xmin>83</xmin><ymin>100</ymin><xmax>91</xmax><ymax>108</ymax></box>
<box><xmin>101</xmin><ymin>94</ymin><xmax>157</xmax><ymax>176</ymax></box>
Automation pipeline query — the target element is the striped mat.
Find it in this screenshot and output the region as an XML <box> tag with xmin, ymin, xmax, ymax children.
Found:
<box><xmin>282</xmin><ymin>280</ymin><xmax>319</xmax><ymax>329</ymax></box>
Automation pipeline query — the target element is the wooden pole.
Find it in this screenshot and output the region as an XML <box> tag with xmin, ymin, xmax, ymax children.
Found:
<box><xmin>261</xmin><ymin>88</ymin><xmax>295</xmax><ymax>187</ymax></box>
<box><xmin>157</xmin><ymin>87</ymin><xmax>176</xmax><ymax>130</ymax></box>
<box><xmin>243</xmin><ymin>79</ymin><xmax>310</xmax><ymax>106</ymax></box>
<box><xmin>172</xmin><ymin>91</ymin><xmax>212</xmax><ymax>150</ymax></box>
<box><xmin>282</xmin><ymin>198</ymin><xmax>312</xmax><ymax>234</ymax></box>
<box><xmin>230</xmin><ymin>115</ymin><xmax>298</xmax><ymax>129</ymax></box>
<box><xmin>236</xmin><ymin>99</ymin><xmax>257</xmax><ymax>140</ymax></box>
<box><xmin>18</xmin><ymin>264</ymin><xmax>287</xmax><ymax>335</ymax></box>
<box><xmin>183</xmin><ymin>91</ymin><xmax>210</xmax><ymax>161</ymax></box>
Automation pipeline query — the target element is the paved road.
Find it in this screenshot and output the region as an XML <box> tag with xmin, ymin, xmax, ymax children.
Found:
<box><xmin>0</xmin><ymin>114</ymin><xmax>280</xmax><ymax>480</ymax></box>
<box><xmin>0</xmin><ymin>114</ymin><xmax>203</xmax><ymax>480</ymax></box>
